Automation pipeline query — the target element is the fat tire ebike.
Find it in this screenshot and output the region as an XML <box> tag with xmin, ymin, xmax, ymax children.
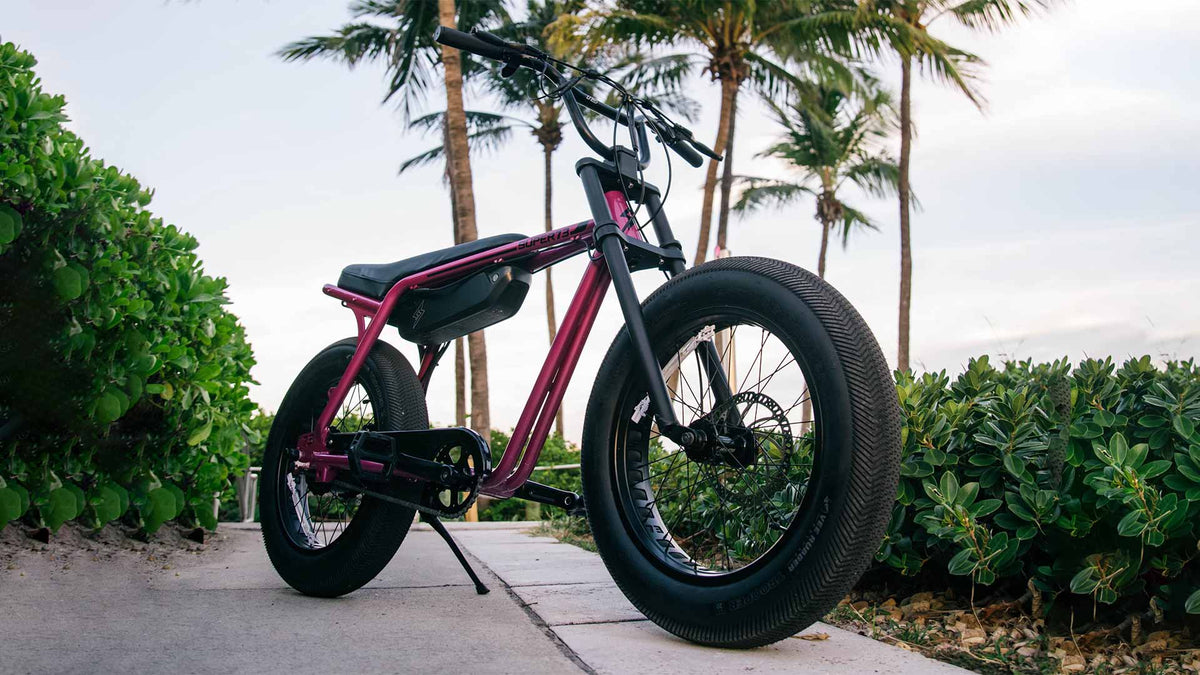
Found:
<box><xmin>260</xmin><ymin>27</ymin><xmax>901</xmax><ymax>648</ymax></box>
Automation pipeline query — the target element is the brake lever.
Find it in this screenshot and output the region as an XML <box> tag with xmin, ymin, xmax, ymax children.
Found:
<box><xmin>671</xmin><ymin>123</ymin><xmax>722</xmax><ymax>161</ymax></box>
<box><xmin>500</xmin><ymin>54</ymin><xmax>522</xmax><ymax>78</ymax></box>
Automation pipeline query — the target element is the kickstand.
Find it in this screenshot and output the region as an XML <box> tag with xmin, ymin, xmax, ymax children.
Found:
<box><xmin>422</xmin><ymin>514</ymin><xmax>489</xmax><ymax>595</ymax></box>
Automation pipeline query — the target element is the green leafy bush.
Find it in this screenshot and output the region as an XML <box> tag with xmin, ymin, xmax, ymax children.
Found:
<box><xmin>607</xmin><ymin>354</ymin><xmax>1198</xmax><ymax>620</ymax></box>
<box><xmin>880</xmin><ymin>355</ymin><xmax>1199</xmax><ymax>618</ymax></box>
<box><xmin>0</xmin><ymin>43</ymin><xmax>257</xmax><ymax>535</ymax></box>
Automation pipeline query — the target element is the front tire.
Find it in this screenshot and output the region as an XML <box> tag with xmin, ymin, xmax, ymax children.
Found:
<box><xmin>582</xmin><ymin>257</ymin><xmax>900</xmax><ymax>647</ymax></box>
<box><xmin>260</xmin><ymin>338</ymin><xmax>427</xmax><ymax>598</ymax></box>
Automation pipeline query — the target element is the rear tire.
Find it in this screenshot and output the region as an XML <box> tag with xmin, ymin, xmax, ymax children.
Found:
<box><xmin>582</xmin><ymin>257</ymin><xmax>900</xmax><ymax>647</ymax></box>
<box><xmin>260</xmin><ymin>338</ymin><xmax>427</xmax><ymax>598</ymax></box>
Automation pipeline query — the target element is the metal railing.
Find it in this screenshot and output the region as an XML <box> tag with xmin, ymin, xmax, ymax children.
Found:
<box><xmin>232</xmin><ymin>466</ymin><xmax>261</xmax><ymax>523</ymax></box>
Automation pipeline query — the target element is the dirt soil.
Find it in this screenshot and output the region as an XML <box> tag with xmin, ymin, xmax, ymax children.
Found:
<box><xmin>1</xmin><ymin>521</ymin><xmax>230</xmax><ymax>578</ymax></box>
<box><xmin>824</xmin><ymin>586</ymin><xmax>1199</xmax><ymax>675</ymax></box>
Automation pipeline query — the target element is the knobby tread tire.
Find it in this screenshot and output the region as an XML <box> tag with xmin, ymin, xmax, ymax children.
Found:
<box><xmin>582</xmin><ymin>256</ymin><xmax>901</xmax><ymax>647</ymax></box>
<box><xmin>260</xmin><ymin>338</ymin><xmax>427</xmax><ymax>598</ymax></box>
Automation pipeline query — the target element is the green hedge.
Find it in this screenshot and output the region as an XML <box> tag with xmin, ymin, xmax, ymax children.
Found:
<box><xmin>635</xmin><ymin>355</ymin><xmax>1199</xmax><ymax>619</ymax></box>
<box><xmin>0</xmin><ymin>43</ymin><xmax>257</xmax><ymax>535</ymax></box>
<box><xmin>882</xmin><ymin>356</ymin><xmax>1200</xmax><ymax>618</ymax></box>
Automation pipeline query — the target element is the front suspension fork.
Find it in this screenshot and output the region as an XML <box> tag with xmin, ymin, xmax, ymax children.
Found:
<box><xmin>582</xmin><ymin>164</ymin><xmax>735</xmax><ymax>444</ymax></box>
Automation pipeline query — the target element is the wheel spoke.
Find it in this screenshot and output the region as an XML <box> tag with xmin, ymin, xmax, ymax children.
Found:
<box><xmin>279</xmin><ymin>378</ymin><xmax>371</xmax><ymax>551</ymax></box>
<box><xmin>619</xmin><ymin>317</ymin><xmax>815</xmax><ymax>579</ymax></box>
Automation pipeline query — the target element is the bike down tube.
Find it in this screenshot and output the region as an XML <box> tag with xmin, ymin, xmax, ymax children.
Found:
<box><xmin>482</xmin><ymin>256</ymin><xmax>610</xmax><ymax>496</ymax></box>
<box><xmin>482</xmin><ymin>191</ymin><xmax>641</xmax><ymax>496</ymax></box>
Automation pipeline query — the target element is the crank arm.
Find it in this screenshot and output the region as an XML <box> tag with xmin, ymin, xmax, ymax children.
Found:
<box><xmin>331</xmin><ymin>479</ymin><xmax>477</xmax><ymax>520</ymax></box>
<box><xmin>511</xmin><ymin>480</ymin><xmax>584</xmax><ymax>516</ymax></box>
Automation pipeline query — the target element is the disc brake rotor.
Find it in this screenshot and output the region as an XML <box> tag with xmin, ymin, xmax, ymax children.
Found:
<box><xmin>704</xmin><ymin>391</ymin><xmax>795</xmax><ymax>507</ymax></box>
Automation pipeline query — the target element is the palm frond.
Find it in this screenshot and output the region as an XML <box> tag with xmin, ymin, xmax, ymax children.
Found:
<box><xmin>398</xmin><ymin>123</ymin><xmax>516</xmax><ymax>175</ymax></box>
<box><xmin>942</xmin><ymin>0</ymin><xmax>1056</xmax><ymax>32</ymax></box>
<box><xmin>835</xmin><ymin>204</ymin><xmax>879</xmax><ymax>248</ymax></box>
<box><xmin>408</xmin><ymin>109</ymin><xmax>534</xmax><ymax>136</ymax></box>
<box><xmin>842</xmin><ymin>157</ymin><xmax>900</xmax><ymax>199</ymax></box>
<box><xmin>731</xmin><ymin>177</ymin><xmax>816</xmax><ymax>215</ymax></box>
<box><xmin>278</xmin><ymin>0</ymin><xmax>509</xmax><ymax>122</ymax></box>
<box><xmin>278</xmin><ymin>22</ymin><xmax>395</xmax><ymax>66</ymax></box>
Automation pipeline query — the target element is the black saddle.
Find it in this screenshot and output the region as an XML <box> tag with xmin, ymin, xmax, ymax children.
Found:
<box><xmin>338</xmin><ymin>233</ymin><xmax>527</xmax><ymax>299</ymax></box>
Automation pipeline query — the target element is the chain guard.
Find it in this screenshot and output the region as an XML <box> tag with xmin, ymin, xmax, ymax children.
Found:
<box><xmin>327</xmin><ymin>427</ymin><xmax>490</xmax><ymax>519</ymax></box>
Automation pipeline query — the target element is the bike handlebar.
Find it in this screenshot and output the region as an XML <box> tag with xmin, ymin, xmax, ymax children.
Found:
<box><xmin>433</xmin><ymin>26</ymin><xmax>718</xmax><ymax>169</ymax></box>
<box><xmin>432</xmin><ymin>25</ymin><xmax>512</xmax><ymax>61</ymax></box>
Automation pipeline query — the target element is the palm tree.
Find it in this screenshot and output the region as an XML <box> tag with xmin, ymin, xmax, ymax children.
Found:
<box><xmin>733</xmin><ymin>82</ymin><xmax>900</xmax><ymax>278</ymax></box>
<box><xmin>574</xmin><ymin>0</ymin><xmax>858</xmax><ymax>265</ymax></box>
<box><xmin>859</xmin><ymin>0</ymin><xmax>1058</xmax><ymax>372</ymax></box>
<box><xmin>734</xmin><ymin>80</ymin><xmax>900</xmax><ymax>432</ymax></box>
<box><xmin>278</xmin><ymin>0</ymin><xmax>509</xmax><ymax>438</ymax></box>
<box><xmin>402</xmin><ymin>109</ymin><xmax>515</xmax><ymax>430</ymax></box>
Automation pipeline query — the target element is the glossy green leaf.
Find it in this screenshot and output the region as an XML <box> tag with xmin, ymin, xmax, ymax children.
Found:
<box><xmin>187</xmin><ymin>418</ymin><xmax>213</xmax><ymax>447</ymax></box>
<box><xmin>0</xmin><ymin>204</ymin><xmax>22</xmax><ymax>245</ymax></box>
<box><xmin>1116</xmin><ymin>510</ymin><xmax>1146</xmax><ymax>537</ymax></box>
<box><xmin>1175</xmin><ymin>415</ymin><xmax>1196</xmax><ymax>439</ymax></box>
<box><xmin>0</xmin><ymin>488</ymin><xmax>21</xmax><ymax>524</ymax></box>
<box><xmin>1186</xmin><ymin>589</ymin><xmax>1200</xmax><ymax>615</ymax></box>
<box><xmin>92</xmin><ymin>486</ymin><xmax>122</xmax><ymax>524</ymax></box>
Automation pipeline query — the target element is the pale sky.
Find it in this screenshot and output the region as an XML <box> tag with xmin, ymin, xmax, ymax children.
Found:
<box><xmin>6</xmin><ymin>1</ymin><xmax>1199</xmax><ymax>441</ymax></box>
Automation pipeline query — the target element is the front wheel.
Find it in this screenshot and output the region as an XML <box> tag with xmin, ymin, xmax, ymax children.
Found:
<box><xmin>582</xmin><ymin>256</ymin><xmax>900</xmax><ymax>647</ymax></box>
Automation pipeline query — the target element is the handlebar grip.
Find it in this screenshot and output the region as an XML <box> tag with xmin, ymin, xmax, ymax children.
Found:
<box><xmin>432</xmin><ymin>26</ymin><xmax>512</xmax><ymax>62</ymax></box>
<box><xmin>667</xmin><ymin>138</ymin><xmax>705</xmax><ymax>168</ymax></box>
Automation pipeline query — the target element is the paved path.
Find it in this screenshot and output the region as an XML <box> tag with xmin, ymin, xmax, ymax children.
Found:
<box><xmin>2</xmin><ymin>522</ymin><xmax>967</xmax><ymax>674</ymax></box>
<box><xmin>451</xmin><ymin>524</ymin><xmax>966</xmax><ymax>675</ymax></box>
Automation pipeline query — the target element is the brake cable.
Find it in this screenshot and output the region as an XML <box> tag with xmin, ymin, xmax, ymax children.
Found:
<box><xmin>499</xmin><ymin>41</ymin><xmax>687</xmax><ymax>252</ymax></box>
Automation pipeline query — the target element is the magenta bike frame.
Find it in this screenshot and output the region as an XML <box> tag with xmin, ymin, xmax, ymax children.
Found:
<box><xmin>298</xmin><ymin>190</ymin><xmax>638</xmax><ymax>498</ymax></box>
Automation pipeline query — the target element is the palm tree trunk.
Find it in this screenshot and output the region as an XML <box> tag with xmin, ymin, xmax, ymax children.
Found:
<box><xmin>694</xmin><ymin>77</ymin><xmax>737</xmax><ymax>265</ymax></box>
<box><xmin>715</xmin><ymin>82</ymin><xmax>739</xmax><ymax>254</ymax></box>
<box><xmin>444</xmin><ymin>119</ymin><xmax>468</xmax><ymax>429</ymax></box>
<box><xmin>455</xmin><ymin>337</ymin><xmax>466</xmax><ymax>426</ymax></box>
<box><xmin>542</xmin><ymin>143</ymin><xmax>564</xmax><ymax>438</ymax></box>
<box><xmin>817</xmin><ymin>215</ymin><xmax>830</xmax><ymax>279</ymax></box>
<box><xmin>438</xmin><ymin>0</ymin><xmax>489</xmax><ymax>437</ymax></box>
<box><xmin>897</xmin><ymin>55</ymin><xmax>913</xmax><ymax>373</ymax></box>
<box><xmin>799</xmin><ymin>210</ymin><xmax>832</xmax><ymax>435</ymax></box>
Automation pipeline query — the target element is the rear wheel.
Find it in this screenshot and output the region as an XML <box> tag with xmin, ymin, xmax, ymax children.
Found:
<box><xmin>582</xmin><ymin>257</ymin><xmax>900</xmax><ymax>647</ymax></box>
<box><xmin>260</xmin><ymin>338</ymin><xmax>427</xmax><ymax>597</ymax></box>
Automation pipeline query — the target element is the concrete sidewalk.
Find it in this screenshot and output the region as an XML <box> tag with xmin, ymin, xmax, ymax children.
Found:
<box><xmin>450</xmin><ymin>524</ymin><xmax>966</xmax><ymax>675</ymax></box>
<box><xmin>1</xmin><ymin>521</ymin><xmax>967</xmax><ymax>674</ymax></box>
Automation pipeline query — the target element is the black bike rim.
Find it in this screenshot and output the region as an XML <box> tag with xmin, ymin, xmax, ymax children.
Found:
<box><xmin>610</xmin><ymin>307</ymin><xmax>827</xmax><ymax>584</ymax></box>
<box><xmin>275</xmin><ymin>378</ymin><xmax>376</xmax><ymax>552</ymax></box>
